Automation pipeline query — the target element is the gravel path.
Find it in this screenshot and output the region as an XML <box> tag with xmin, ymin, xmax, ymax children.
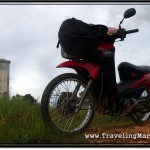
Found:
<box><xmin>84</xmin><ymin>122</ymin><xmax>150</xmax><ymax>145</ymax></box>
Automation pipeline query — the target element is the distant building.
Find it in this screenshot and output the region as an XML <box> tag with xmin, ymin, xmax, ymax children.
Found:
<box><xmin>0</xmin><ymin>59</ymin><xmax>11</xmax><ymax>99</ymax></box>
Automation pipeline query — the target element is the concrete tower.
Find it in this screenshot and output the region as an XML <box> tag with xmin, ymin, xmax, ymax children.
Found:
<box><xmin>0</xmin><ymin>59</ymin><xmax>11</xmax><ymax>99</ymax></box>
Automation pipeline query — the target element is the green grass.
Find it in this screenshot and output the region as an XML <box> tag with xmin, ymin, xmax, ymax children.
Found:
<box><xmin>0</xmin><ymin>98</ymin><xmax>135</xmax><ymax>144</ymax></box>
<box><xmin>0</xmin><ymin>99</ymin><xmax>86</xmax><ymax>144</ymax></box>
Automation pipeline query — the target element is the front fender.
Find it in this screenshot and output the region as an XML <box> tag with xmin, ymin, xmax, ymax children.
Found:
<box><xmin>56</xmin><ymin>60</ymin><xmax>100</xmax><ymax>80</ymax></box>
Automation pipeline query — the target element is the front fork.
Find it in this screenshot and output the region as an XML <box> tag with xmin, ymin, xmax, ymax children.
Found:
<box><xmin>75</xmin><ymin>79</ymin><xmax>93</xmax><ymax>113</ymax></box>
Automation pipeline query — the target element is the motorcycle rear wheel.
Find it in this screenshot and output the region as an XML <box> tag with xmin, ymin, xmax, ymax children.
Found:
<box><xmin>132</xmin><ymin>90</ymin><xmax>150</xmax><ymax>125</ymax></box>
<box><xmin>41</xmin><ymin>73</ymin><xmax>96</xmax><ymax>135</ymax></box>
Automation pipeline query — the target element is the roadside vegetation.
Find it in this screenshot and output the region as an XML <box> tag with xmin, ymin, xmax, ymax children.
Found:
<box><xmin>0</xmin><ymin>98</ymin><xmax>85</xmax><ymax>144</ymax></box>
<box><xmin>0</xmin><ymin>98</ymin><xmax>141</xmax><ymax>144</ymax></box>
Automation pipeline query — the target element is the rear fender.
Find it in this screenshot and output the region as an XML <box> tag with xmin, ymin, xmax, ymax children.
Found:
<box><xmin>56</xmin><ymin>60</ymin><xmax>100</xmax><ymax>80</ymax></box>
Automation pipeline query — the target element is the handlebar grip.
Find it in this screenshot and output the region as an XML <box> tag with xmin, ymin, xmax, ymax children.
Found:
<box><xmin>124</xmin><ymin>29</ymin><xmax>139</xmax><ymax>34</ymax></box>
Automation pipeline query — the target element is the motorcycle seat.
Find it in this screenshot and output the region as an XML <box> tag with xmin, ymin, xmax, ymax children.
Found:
<box><xmin>118</xmin><ymin>62</ymin><xmax>150</xmax><ymax>74</ymax></box>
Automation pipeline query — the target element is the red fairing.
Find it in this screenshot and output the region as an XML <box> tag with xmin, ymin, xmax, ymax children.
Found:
<box><xmin>97</xmin><ymin>43</ymin><xmax>115</xmax><ymax>51</ymax></box>
<box><xmin>131</xmin><ymin>73</ymin><xmax>150</xmax><ymax>88</ymax></box>
<box><xmin>57</xmin><ymin>61</ymin><xmax>100</xmax><ymax>80</ymax></box>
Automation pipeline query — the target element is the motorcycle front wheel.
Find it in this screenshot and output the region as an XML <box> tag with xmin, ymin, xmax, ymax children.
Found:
<box><xmin>41</xmin><ymin>73</ymin><xmax>96</xmax><ymax>135</ymax></box>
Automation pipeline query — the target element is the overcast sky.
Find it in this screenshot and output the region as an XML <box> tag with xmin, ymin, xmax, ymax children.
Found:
<box><xmin>0</xmin><ymin>4</ymin><xmax>150</xmax><ymax>99</ymax></box>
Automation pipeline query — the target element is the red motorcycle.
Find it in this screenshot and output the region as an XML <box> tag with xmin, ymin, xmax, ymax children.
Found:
<box><xmin>41</xmin><ymin>8</ymin><xmax>150</xmax><ymax>135</ymax></box>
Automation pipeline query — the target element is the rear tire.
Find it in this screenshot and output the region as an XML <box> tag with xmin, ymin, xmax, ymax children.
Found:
<box><xmin>41</xmin><ymin>73</ymin><xmax>96</xmax><ymax>135</ymax></box>
<box><xmin>132</xmin><ymin>90</ymin><xmax>150</xmax><ymax>125</ymax></box>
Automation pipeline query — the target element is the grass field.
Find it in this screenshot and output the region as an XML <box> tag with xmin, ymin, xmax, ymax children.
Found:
<box><xmin>0</xmin><ymin>98</ymin><xmax>86</xmax><ymax>144</ymax></box>
<box><xmin>0</xmin><ymin>98</ymin><xmax>137</xmax><ymax>144</ymax></box>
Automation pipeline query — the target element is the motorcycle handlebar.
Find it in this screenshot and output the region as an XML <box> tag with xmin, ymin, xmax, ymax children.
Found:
<box><xmin>114</xmin><ymin>28</ymin><xmax>139</xmax><ymax>41</ymax></box>
<box><xmin>123</xmin><ymin>29</ymin><xmax>139</xmax><ymax>34</ymax></box>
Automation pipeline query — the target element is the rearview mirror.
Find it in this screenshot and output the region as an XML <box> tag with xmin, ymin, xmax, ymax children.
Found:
<box><xmin>124</xmin><ymin>8</ymin><xmax>136</xmax><ymax>19</ymax></box>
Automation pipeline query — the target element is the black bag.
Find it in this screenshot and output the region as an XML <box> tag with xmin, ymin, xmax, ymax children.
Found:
<box><xmin>57</xmin><ymin>18</ymin><xmax>108</xmax><ymax>59</ymax></box>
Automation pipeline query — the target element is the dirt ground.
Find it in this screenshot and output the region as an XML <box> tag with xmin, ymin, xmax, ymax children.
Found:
<box><xmin>84</xmin><ymin>123</ymin><xmax>150</xmax><ymax>145</ymax></box>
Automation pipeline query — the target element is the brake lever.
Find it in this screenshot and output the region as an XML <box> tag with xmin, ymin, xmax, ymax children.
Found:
<box><xmin>121</xmin><ymin>37</ymin><xmax>124</xmax><ymax>41</ymax></box>
<box><xmin>115</xmin><ymin>37</ymin><xmax>124</xmax><ymax>42</ymax></box>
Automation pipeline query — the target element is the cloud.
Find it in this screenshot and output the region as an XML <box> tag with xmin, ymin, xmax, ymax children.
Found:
<box><xmin>0</xmin><ymin>4</ymin><xmax>150</xmax><ymax>99</ymax></box>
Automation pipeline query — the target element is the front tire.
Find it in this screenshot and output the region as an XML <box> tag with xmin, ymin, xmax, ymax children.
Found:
<box><xmin>41</xmin><ymin>73</ymin><xmax>96</xmax><ymax>135</ymax></box>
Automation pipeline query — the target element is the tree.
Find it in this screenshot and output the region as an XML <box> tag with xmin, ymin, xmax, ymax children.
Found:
<box><xmin>23</xmin><ymin>94</ymin><xmax>37</xmax><ymax>103</ymax></box>
<box><xmin>12</xmin><ymin>94</ymin><xmax>37</xmax><ymax>103</ymax></box>
<box><xmin>12</xmin><ymin>94</ymin><xmax>23</xmax><ymax>100</ymax></box>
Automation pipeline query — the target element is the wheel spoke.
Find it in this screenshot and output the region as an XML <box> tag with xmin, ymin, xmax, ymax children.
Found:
<box><xmin>56</xmin><ymin>106</ymin><xmax>68</xmax><ymax>126</ymax></box>
<box><xmin>67</xmin><ymin>114</ymin><xmax>76</xmax><ymax>130</ymax></box>
<box><xmin>63</xmin><ymin>117</ymin><xmax>70</xmax><ymax>130</ymax></box>
<box><xmin>60</xmin><ymin>83</ymin><xmax>68</xmax><ymax>92</ymax></box>
<box><xmin>47</xmin><ymin>77</ymin><xmax>93</xmax><ymax>132</ymax></box>
<box><xmin>63</xmin><ymin>81</ymin><xmax>69</xmax><ymax>92</ymax></box>
<box><xmin>54</xmin><ymin>88</ymin><xmax>61</xmax><ymax>97</ymax></box>
<box><xmin>50</xmin><ymin>100</ymin><xmax>69</xmax><ymax>116</ymax></box>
